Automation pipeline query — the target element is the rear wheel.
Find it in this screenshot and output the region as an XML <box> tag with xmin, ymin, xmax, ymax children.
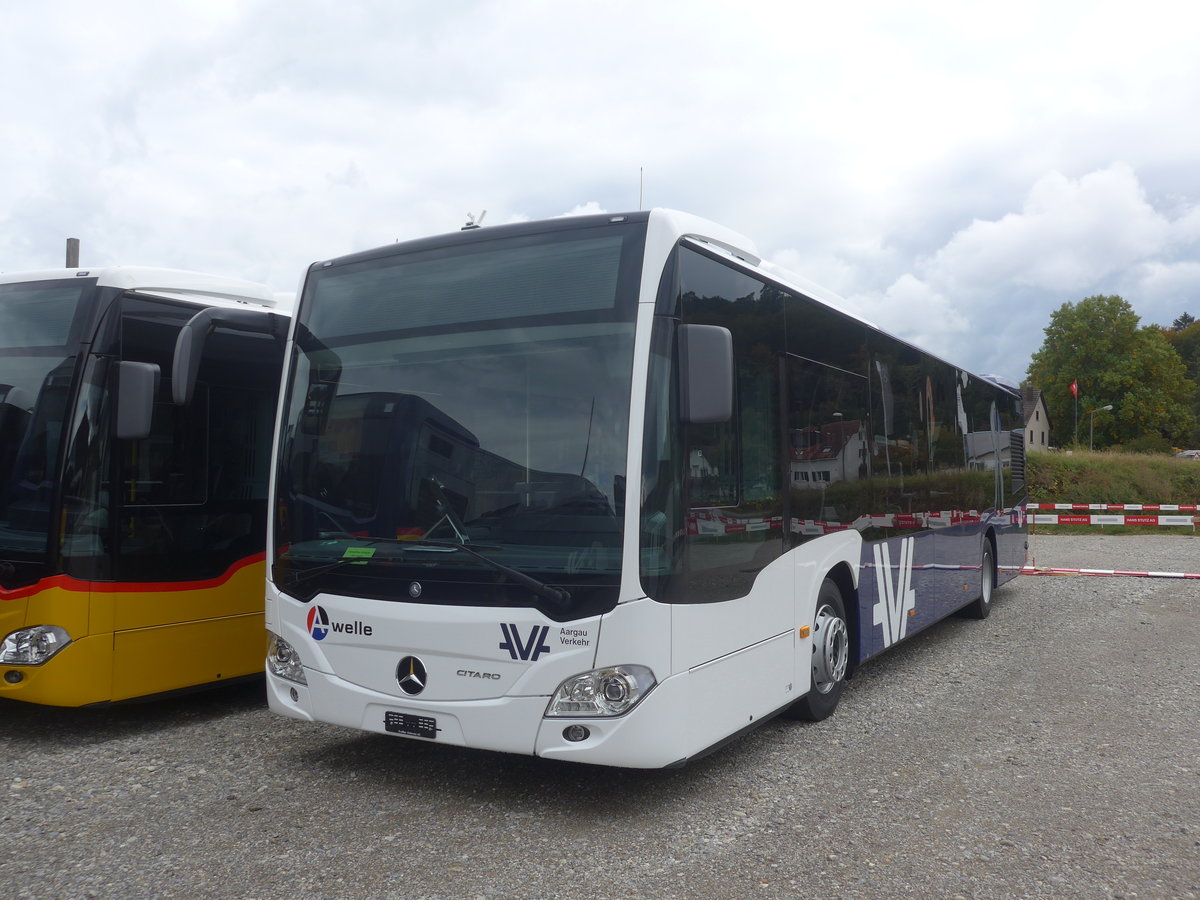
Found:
<box><xmin>785</xmin><ymin>578</ymin><xmax>849</xmax><ymax>722</ymax></box>
<box><xmin>961</xmin><ymin>544</ymin><xmax>995</xmax><ymax>619</ymax></box>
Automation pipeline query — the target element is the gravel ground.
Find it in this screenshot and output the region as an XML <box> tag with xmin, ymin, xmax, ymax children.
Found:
<box><xmin>1</xmin><ymin>534</ymin><xmax>1197</xmax><ymax>900</ymax></box>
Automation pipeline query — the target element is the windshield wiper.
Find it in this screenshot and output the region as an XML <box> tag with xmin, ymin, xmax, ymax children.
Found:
<box><xmin>279</xmin><ymin>555</ymin><xmax>363</xmax><ymax>587</ymax></box>
<box><xmin>410</xmin><ymin>539</ymin><xmax>571</xmax><ymax>609</ymax></box>
<box><xmin>424</xmin><ymin>477</ymin><xmax>471</xmax><ymax>543</ymax></box>
<box><xmin>280</xmin><ymin>536</ymin><xmax>571</xmax><ymax>609</ymax></box>
<box><xmin>419</xmin><ymin>478</ymin><xmax>571</xmax><ymax>607</ymax></box>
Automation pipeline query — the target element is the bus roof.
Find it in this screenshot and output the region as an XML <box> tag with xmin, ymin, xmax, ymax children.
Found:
<box><xmin>0</xmin><ymin>266</ymin><xmax>279</xmax><ymax>309</ymax></box>
<box><xmin>305</xmin><ymin>209</ymin><xmax>1019</xmax><ymax>394</ymax></box>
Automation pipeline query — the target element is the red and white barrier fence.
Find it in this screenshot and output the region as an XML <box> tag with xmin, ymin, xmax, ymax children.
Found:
<box><xmin>1029</xmin><ymin>503</ymin><xmax>1198</xmax><ymax>528</ymax></box>
<box><xmin>687</xmin><ymin>505</ymin><xmax>1198</xmax><ymax>578</ymax></box>
<box><xmin>1027</xmin><ymin>502</ymin><xmax>1199</xmax><ymax>578</ymax></box>
<box><xmin>1021</xmin><ymin>565</ymin><xmax>1200</xmax><ymax>579</ymax></box>
<box><xmin>688</xmin><ymin>509</ymin><xmax>1000</xmax><ymax>536</ymax></box>
<box><xmin>1028</xmin><ymin>503</ymin><xmax>1199</xmax><ymax>510</ymax></box>
<box><xmin>691</xmin><ymin>504</ymin><xmax>1200</xmax><ymax>532</ymax></box>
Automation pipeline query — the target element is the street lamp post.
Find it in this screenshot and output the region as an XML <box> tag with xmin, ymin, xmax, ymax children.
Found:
<box><xmin>1089</xmin><ymin>404</ymin><xmax>1113</xmax><ymax>451</ymax></box>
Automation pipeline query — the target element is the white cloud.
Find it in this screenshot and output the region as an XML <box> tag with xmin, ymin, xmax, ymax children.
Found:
<box><xmin>1170</xmin><ymin>205</ymin><xmax>1200</xmax><ymax>246</ymax></box>
<box><xmin>3</xmin><ymin>1</ymin><xmax>1200</xmax><ymax>383</ymax></box>
<box><xmin>1125</xmin><ymin>261</ymin><xmax>1200</xmax><ymax>326</ymax></box>
<box><xmin>830</xmin><ymin>164</ymin><xmax>1200</xmax><ymax>375</ymax></box>
<box><xmin>556</xmin><ymin>203</ymin><xmax>608</xmax><ymax>218</ymax></box>
<box><xmin>845</xmin><ymin>274</ymin><xmax>970</xmax><ymax>364</ymax></box>
<box><xmin>922</xmin><ymin>164</ymin><xmax>1170</xmax><ymax>294</ymax></box>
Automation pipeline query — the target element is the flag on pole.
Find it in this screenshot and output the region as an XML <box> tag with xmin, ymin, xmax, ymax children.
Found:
<box><xmin>1070</xmin><ymin>380</ymin><xmax>1078</xmax><ymax>398</ymax></box>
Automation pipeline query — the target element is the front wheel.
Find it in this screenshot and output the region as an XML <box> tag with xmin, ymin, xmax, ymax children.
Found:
<box><xmin>784</xmin><ymin>578</ymin><xmax>849</xmax><ymax>722</ymax></box>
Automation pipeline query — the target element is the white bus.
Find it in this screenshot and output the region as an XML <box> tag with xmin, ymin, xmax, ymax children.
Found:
<box><xmin>264</xmin><ymin>210</ymin><xmax>1026</xmax><ymax>768</ymax></box>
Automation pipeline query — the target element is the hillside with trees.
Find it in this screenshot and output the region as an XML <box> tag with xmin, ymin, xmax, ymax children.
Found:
<box><xmin>1026</xmin><ymin>295</ymin><xmax>1197</xmax><ymax>450</ymax></box>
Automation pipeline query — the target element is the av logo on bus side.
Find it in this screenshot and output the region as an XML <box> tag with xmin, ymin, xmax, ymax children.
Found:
<box><xmin>872</xmin><ymin>537</ymin><xmax>917</xmax><ymax>648</ymax></box>
<box><xmin>499</xmin><ymin>624</ymin><xmax>551</xmax><ymax>661</ymax></box>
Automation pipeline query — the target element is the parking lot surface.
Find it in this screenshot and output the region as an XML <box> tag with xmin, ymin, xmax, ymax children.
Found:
<box><xmin>2</xmin><ymin>534</ymin><xmax>1197</xmax><ymax>899</ymax></box>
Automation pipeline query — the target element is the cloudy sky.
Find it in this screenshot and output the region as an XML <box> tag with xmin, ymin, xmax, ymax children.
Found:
<box><xmin>4</xmin><ymin>0</ymin><xmax>1200</xmax><ymax>383</ymax></box>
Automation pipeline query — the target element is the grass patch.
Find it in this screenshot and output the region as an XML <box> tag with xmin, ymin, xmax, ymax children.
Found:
<box><xmin>1027</xmin><ymin>450</ymin><xmax>1200</xmax><ymax>536</ymax></box>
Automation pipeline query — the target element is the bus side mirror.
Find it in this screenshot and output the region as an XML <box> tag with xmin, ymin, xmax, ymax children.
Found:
<box><xmin>679</xmin><ymin>324</ymin><xmax>733</xmax><ymax>424</ymax></box>
<box><xmin>116</xmin><ymin>361</ymin><xmax>161</xmax><ymax>440</ymax></box>
<box><xmin>173</xmin><ymin>308</ymin><xmax>286</xmax><ymax>406</ymax></box>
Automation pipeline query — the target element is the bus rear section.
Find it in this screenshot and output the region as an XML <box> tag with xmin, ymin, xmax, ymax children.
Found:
<box><xmin>264</xmin><ymin>210</ymin><xmax>1025</xmax><ymax>767</ymax></box>
<box><xmin>0</xmin><ymin>268</ymin><xmax>287</xmax><ymax>705</ymax></box>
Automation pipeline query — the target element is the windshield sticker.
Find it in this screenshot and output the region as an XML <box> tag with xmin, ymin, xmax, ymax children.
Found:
<box><xmin>341</xmin><ymin>546</ymin><xmax>376</xmax><ymax>564</ymax></box>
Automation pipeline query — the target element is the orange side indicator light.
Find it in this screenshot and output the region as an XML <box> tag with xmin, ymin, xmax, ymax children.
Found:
<box><xmin>798</xmin><ymin>625</ymin><xmax>811</xmax><ymax>639</ymax></box>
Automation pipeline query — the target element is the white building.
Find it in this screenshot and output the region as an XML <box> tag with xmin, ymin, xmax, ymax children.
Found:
<box><xmin>790</xmin><ymin>419</ymin><xmax>867</xmax><ymax>485</ymax></box>
<box><xmin>1022</xmin><ymin>388</ymin><xmax>1052</xmax><ymax>451</ymax></box>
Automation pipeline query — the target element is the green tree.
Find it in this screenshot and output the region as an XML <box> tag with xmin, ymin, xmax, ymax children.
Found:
<box><xmin>1027</xmin><ymin>295</ymin><xmax>1196</xmax><ymax>449</ymax></box>
<box><xmin>1163</xmin><ymin>319</ymin><xmax>1200</xmax><ymax>444</ymax></box>
<box><xmin>1163</xmin><ymin>320</ymin><xmax>1200</xmax><ymax>381</ymax></box>
<box><xmin>1172</xmin><ymin>312</ymin><xmax>1196</xmax><ymax>330</ymax></box>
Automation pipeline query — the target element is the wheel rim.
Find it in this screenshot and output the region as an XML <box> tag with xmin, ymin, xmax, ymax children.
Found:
<box><xmin>812</xmin><ymin>602</ymin><xmax>848</xmax><ymax>694</ymax></box>
<box><xmin>981</xmin><ymin>551</ymin><xmax>994</xmax><ymax>607</ymax></box>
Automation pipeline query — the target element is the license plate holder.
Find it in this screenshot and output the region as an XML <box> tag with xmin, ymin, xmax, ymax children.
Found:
<box><xmin>384</xmin><ymin>711</ymin><xmax>438</xmax><ymax>740</ymax></box>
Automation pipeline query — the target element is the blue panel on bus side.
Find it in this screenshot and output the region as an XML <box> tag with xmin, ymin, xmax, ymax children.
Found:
<box><xmin>855</xmin><ymin>531</ymin><xmax>941</xmax><ymax>661</ymax></box>
<box><xmin>935</xmin><ymin>517</ymin><xmax>987</xmax><ymax>614</ymax></box>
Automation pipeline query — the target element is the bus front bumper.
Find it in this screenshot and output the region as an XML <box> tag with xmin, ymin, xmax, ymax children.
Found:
<box><xmin>266</xmin><ymin>664</ymin><xmax>693</xmax><ymax>769</ymax></box>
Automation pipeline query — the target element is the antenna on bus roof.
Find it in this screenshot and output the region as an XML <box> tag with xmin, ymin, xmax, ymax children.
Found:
<box><xmin>462</xmin><ymin>210</ymin><xmax>487</xmax><ymax>230</ymax></box>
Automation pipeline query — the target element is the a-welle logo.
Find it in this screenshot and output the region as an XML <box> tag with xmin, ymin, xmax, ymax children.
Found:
<box><xmin>307</xmin><ymin>605</ymin><xmax>373</xmax><ymax>641</ymax></box>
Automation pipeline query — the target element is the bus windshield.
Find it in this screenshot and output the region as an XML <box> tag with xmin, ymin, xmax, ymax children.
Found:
<box><xmin>273</xmin><ymin>220</ymin><xmax>645</xmax><ymax>619</ymax></box>
<box><xmin>0</xmin><ymin>280</ymin><xmax>88</xmax><ymax>571</ymax></box>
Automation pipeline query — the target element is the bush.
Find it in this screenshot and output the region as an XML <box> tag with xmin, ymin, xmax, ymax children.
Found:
<box><xmin>1027</xmin><ymin>449</ymin><xmax>1200</xmax><ymax>505</ymax></box>
<box><xmin>1117</xmin><ymin>434</ymin><xmax>1175</xmax><ymax>454</ymax></box>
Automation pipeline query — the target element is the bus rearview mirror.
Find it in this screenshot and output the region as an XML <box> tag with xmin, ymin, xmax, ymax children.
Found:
<box><xmin>172</xmin><ymin>307</ymin><xmax>286</xmax><ymax>406</ymax></box>
<box><xmin>679</xmin><ymin>324</ymin><xmax>734</xmax><ymax>424</ymax></box>
<box><xmin>115</xmin><ymin>361</ymin><xmax>160</xmax><ymax>440</ymax></box>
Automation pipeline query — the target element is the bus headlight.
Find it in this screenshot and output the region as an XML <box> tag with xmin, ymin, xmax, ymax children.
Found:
<box><xmin>545</xmin><ymin>665</ymin><xmax>656</xmax><ymax>717</ymax></box>
<box><xmin>266</xmin><ymin>633</ymin><xmax>307</xmax><ymax>685</ymax></box>
<box><xmin>1</xmin><ymin>626</ymin><xmax>71</xmax><ymax>666</ymax></box>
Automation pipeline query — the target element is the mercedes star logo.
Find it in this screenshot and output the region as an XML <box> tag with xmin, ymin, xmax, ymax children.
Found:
<box><xmin>397</xmin><ymin>656</ymin><xmax>427</xmax><ymax>695</ymax></box>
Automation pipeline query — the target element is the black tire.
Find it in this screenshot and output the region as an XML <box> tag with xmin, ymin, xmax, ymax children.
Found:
<box><xmin>784</xmin><ymin>578</ymin><xmax>849</xmax><ymax>722</ymax></box>
<box><xmin>961</xmin><ymin>543</ymin><xmax>995</xmax><ymax>620</ymax></box>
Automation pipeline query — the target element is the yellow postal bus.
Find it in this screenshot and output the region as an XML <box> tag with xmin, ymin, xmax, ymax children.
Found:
<box><xmin>0</xmin><ymin>267</ymin><xmax>286</xmax><ymax>705</ymax></box>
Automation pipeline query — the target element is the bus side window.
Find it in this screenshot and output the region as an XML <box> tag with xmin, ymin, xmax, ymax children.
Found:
<box><xmin>786</xmin><ymin>355</ymin><xmax>869</xmax><ymax>530</ymax></box>
<box><xmin>674</xmin><ymin>245</ymin><xmax>784</xmax><ymax>604</ymax></box>
<box><xmin>687</xmin><ymin>419</ymin><xmax>738</xmax><ymax>509</ymax></box>
<box><xmin>116</xmin><ymin>298</ymin><xmax>281</xmax><ymax>582</ymax></box>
